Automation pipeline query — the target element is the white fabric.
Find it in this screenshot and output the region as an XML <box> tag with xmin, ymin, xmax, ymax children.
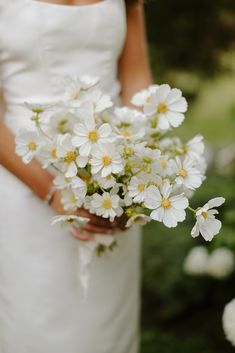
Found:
<box><xmin>0</xmin><ymin>1</ymin><xmax>141</xmax><ymax>352</ymax></box>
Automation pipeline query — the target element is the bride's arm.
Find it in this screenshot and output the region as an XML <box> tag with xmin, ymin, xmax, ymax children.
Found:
<box><xmin>119</xmin><ymin>2</ymin><xmax>153</xmax><ymax>105</ymax></box>
<box><xmin>0</xmin><ymin>121</ymin><xmax>118</xmax><ymax>236</ymax></box>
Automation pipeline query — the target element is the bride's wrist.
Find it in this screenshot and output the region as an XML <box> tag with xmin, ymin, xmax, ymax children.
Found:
<box><xmin>44</xmin><ymin>184</ymin><xmax>57</xmax><ymax>205</ymax></box>
<box><xmin>49</xmin><ymin>189</ymin><xmax>64</xmax><ymax>214</ymax></box>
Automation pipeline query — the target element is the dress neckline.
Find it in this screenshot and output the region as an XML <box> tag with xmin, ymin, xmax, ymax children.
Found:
<box><xmin>31</xmin><ymin>0</ymin><xmax>111</xmax><ymax>9</ymax></box>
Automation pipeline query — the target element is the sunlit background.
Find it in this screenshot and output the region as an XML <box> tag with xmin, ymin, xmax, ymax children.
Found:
<box><xmin>141</xmin><ymin>1</ymin><xmax>235</xmax><ymax>352</ymax></box>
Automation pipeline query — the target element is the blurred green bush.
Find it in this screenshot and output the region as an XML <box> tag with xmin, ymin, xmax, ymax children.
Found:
<box><xmin>141</xmin><ymin>1</ymin><xmax>235</xmax><ymax>352</ymax></box>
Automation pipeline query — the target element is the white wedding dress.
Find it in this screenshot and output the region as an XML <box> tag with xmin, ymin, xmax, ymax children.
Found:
<box><xmin>0</xmin><ymin>1</ymin><xmax>141</xmax><ymax>352</ymax></box>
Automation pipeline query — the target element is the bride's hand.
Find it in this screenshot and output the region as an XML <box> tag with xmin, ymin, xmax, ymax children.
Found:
<box><xmin>50</xmin><ymin>190</ymin><xmax>125</xmax><ymax>241</ymax></box>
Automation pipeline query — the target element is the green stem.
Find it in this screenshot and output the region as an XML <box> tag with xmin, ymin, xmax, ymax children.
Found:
<box><xmin>188</xmin><ymin>206</ymin><xmax>196</xmax><ymax>213</ymax></box>
<box><xmin>51</xmin><ymin>164</ymin><xmax>63</xmax><ymax>174</ymax></box>
<box><xmin>34</xmin><ymin>114</ymin><xmax>52</xmax><ymax>140</ymax></box>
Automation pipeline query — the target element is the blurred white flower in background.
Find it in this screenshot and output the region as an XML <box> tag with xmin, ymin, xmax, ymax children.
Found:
<box><xmin>223</xmin><ymin>299</ymin><xmax>235</xmax><ymax>346</ymax></box>
<box><xmin>191</xmin><ymin>197</ymin><xmax>225</xmax><ymax>241</ymax></box>
<box><xmin>206</xmin><ymin>247</ymin><xmax>234</xmax><ymax>279</ymax></box>
<box><xmin>184</xmin><ymin>246</ymin><xmax>234</xmax><ymax>279</ymax></box>
<box><xmin>216</xmin><ymin>143</ymin><xmax>235</xmax><ymax>176</ymax></box>
<box><xmin>183</xmin><ymin>246</ymin><xmax>209</xmax><ymax>275</ymax></box>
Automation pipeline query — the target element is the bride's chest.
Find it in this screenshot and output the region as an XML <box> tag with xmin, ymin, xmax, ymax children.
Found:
<box><xmin>0</xmin><ymin>0</ymin><xmax>126</xmax><ymax>62</ymax></box>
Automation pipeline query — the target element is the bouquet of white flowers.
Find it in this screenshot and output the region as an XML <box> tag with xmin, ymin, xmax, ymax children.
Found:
<box><xmin>15</xmin><ymin>75</ymin><xmax>225</xmax><ymax>294</ymax></box>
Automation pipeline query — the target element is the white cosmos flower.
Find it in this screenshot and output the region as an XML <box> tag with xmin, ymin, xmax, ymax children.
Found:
<box><xmin>206</xmin><ymin>248</ymin><xmax>234</xmax><ymax>279</ymax></box>
<box><xmin>53</xmin><ymin>175</ymin><xmax>71</xmax><ymax>189</ymax></box>
<box><xmin>191</xmin><ymin>197</ymin><xmax>225</xmax><ymax>241</ymax></box>
<box><xmin>90</xmin><ymin>192</ymin><xmax>123</xmax><ymax>221</ymax></box>
<box><xmin>154</xmin><ymin>155</ymin><xmax>175</xmax><ymax>178</ymax></box>
<box><xmin>61</xmin><ymin>188</ymin><xmax>83</xmax><ymax>211</ymax></box>
<box><xmin>49</xmin><ymin>110</ymin><xmax>77</xmax><ymax>134</ymax></box>
<box><xmin>90</xmin><ymin>144</ymin><xmax>124</xmax><ymax>177</ymax></box>
<box><xmin>24</xmin><ymin>102</ymin><xmax>54</xmax><ymax>114</ymax></box>
<box><xmin>131</xmin><ymin>85</ymin><xmax>159</xmax><ymax>106</ymax></box>
<box><xmin>40</xmin><ymin>137</ymin><xmax>59</xmax><ymax>168</ymax></box>
<box><xmin>72</xmin><ymin>117</ymin><xmax>115</xmax><ymax>157</ymax></box>
<box><xmin>81</xmin><ymin>89</ymin><xmax>113</xmax><ymax>113</ymax></box>
<box><xmin>126</xmin><ymin>214</ymin><xmax>151</xmax><ymax>228</ymax></box>
<box><xmin>144</xmin><ymin>180</ymin><xmax>189</xmax><ymax>228</ymax></box>
<box><xmin>94</xmin><ymin>173</ymin><xmax>116</xmax><ymax>189</ymax></box>
<box><xmin>114</xmin><ymin>107</ymin><xmax>146</xmax><ymax>126</ymax></box>
<box><xmin>56</xmin><ymin>134</ymin><xmax>88</xmax><ymax>178</ymax></box>
<box><xmin>51</xmin><ymin>214</ymin><xmax>89</xmax><ymax>229</ymax></box>
<box><xmin>128</xmin><ymin>174</ymin><xmax>151</xmax><ymax>203</ymax></box>
<box><xmin>134</xmin><ymin>146</ymin><xmax>161</xmax><ymax>174</ymax></box>
<box><xmin>173</xmin><ymin>156</ymin><xmax>203</xmax><ymax>190</ymax></box>
<box><xmin>113</xmin><ymin>107</ymin><xmax>146</xmax><ymax>141</ymax></box>
<box><xmin>185</xmin><ymin>135</ymin><xmax>205</xmax><ymax>160</ymax></box>
<box><xmin>144</xmin><ymin>84</ymin><xmax>188</xmax><ymax>130</ymax></box>
<box><xmin>64</xmin><ymin>75</ymin><xmax>99</xmax><ymax>101</ymax></box>
<box><xmin>70</xmin><ymin>176</ymin><xmax>87</xmax><ymax>199</ymax></box>
<box><xmin>15</xmin><ymin>131</ymin><xmax>41</xmax><ymax>164</ymax></box>
<box><xmin>223</xmin><ymin>299</ymin><xmax>235</xmax><ymax>347</ymax></box>
<box><xmin>183</xmin><ymin>246</ymin><xmax>209</xmax><ymax>276</ymax></box>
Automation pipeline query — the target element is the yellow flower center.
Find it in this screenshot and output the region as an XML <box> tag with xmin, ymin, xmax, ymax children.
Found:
<box><xmin>102</xmin><ymin>155</ymin><xmax>111</xmax><ymax>166</ymax></box>
<box><xmin>179</xmin><ymin>168</ymin><xmax>188</xmax><ymax>178</ymax></box>
<box><xmin>51</xmin><ymin>148</ymin><xmax>57</xmax><ymax>159</ymax></box>
<box><xmin>121</xmin><ymin>130</ymin><xmax>132</xmax><ymax>137</ymax></box>
<box><xmin>145</xmin><ymin>96</ymin><xmax>151</xmax><ymax>103</ymax></box>
<box><xmin>69</xmin><ymin>195</ymin><xmax>77</xmax><ymax>204</ymax></box>
<box><xmin>137</xmin><ymin>183</ymin><xmax>145</xmax><ymax>192</ymax></box>
<box><xmin>106</xmin><ymin>175</ymin><xmax>111</xmax><ymax>180</ymax></box>
<box><xmin>160</xmin><ymin>160</ymin><xmax>167</xmax><ymax>169</ymax></box>
<box><xmin>64</xmin><ymin>151</ymin><xmax>76</xmax><ymax>163</ymax></box>
<box><xmin>88</xmin><ymin>130</ymin><xmax>99</xmax><ymax>142</ymax></box>
<box><xmin>161</xmin><ymin>198</ymin><xmax>171</xmax><ymax>209</ymax></box>
<box><xmin>157</xmin><ymin>102</ymin><xmax>168</xmax><ymax>114</ymax></box>
<box><xmin>124</xmin><ymin>147</ymin><xmax>134</xmax><ymax>157</ymax></box>
<box><xmin>28</xmin><ymin>141</ymin><xmax>37</xmax><ymax>151</ymax></box>
<box><xmin>102</xmin><ymin>199</ymin><xmax>112</xmax><ymax>209</ymax></box>
<box><xmin>68</xmin><ymin>90</ymin><xmax>77</xmax><ymax>100</ymax></box>
<box><xmin>201</xmin><ymin>211</ymin><xmax>208</xmax><ymax>219</ymax></box>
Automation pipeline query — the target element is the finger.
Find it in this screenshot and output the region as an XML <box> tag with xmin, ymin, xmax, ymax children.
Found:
<box><xmin>77</xmin><ymin>208</ymin><xmax>115</xmax><ymax>228</ymax></box>
<box><xmin>81</xmin><ymin>223</ymin><xmax>117</xmax><ymax>234</ymax></box>
<box><xmin>71</xmin><ymin>228</ymin><xmax>94</xmax><ymax>241</ymax></box>
<box><xmin>87</xmin><ymin>214</ymin><xmax>115</xmax><ymax>228</ymax></box>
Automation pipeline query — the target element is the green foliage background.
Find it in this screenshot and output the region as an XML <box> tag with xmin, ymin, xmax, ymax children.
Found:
<box><xmin>141</xmin><ymin>1</ymin><xmax>235</xmax><ymax>352</ymax></box>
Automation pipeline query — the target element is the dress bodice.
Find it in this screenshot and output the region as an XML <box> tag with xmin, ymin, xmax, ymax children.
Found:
<box><xmin>0</xmin><ymin>0</ymin><xmax>126</xmax><ymax>131</ymax></box>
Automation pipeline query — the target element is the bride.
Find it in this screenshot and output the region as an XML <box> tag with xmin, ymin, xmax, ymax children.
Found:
<box><xmin>0</xmin><ymin>1</ymin><xmax>152</xmax><ymax>352</ymax></box>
